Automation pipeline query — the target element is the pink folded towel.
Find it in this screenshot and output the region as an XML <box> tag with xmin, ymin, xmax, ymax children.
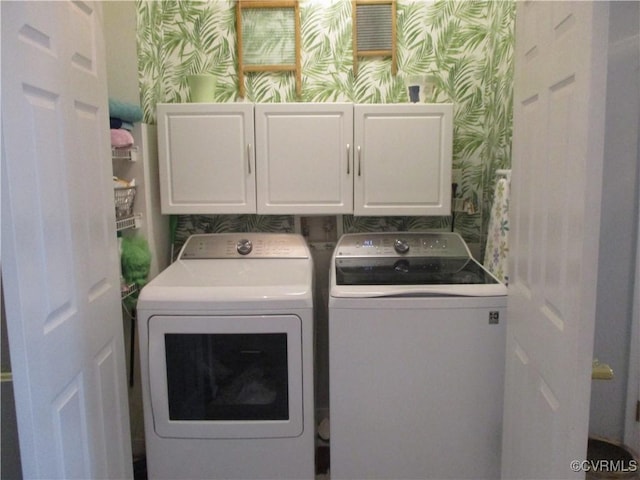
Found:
<box><xmin>111</xmin><ymin>128</ymin><xmax>134</xmax><ymax>148</ymax></box>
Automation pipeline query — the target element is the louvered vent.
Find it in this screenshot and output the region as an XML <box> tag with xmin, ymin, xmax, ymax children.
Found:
<box><xmin>352</xmin><ymin>0</ymin><xmax>396</xmax><ymax>76</ymax></box>
<box><xmin>356</xmin><ymin>3</ymin><xmax>393</xmax><ymax>51</ymax></box>
<box><xmin>241</xmin><ymin>8</ymin><xmax>296</xmax><ymax>65</ymax></box>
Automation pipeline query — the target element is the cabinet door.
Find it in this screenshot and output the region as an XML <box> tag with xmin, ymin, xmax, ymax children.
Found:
<box><xmin>157</xmin><ymin>103</ymin><xmax>255</xmax><ymax>214</ymax></box>
<box><xmin>255</xmin><ymin>103</ymin><xmax>353</xmax><ymax>214</ymax></box>
<box><xmin>353</xmin><ymin>104</ymin><xmax>453</xmax><ymax>216</ymax></box>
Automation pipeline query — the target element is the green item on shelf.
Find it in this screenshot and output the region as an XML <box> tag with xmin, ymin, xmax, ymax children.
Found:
<box><xmin>121</xmin><ymin>234</ymin><xmax>151</xmax><ymax>291</ymax></box>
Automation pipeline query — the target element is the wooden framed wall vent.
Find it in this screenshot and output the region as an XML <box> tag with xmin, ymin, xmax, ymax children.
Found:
<box><xmin>352</xmin><ymin>0</ymin><xmax>397</xmax><ymax>76</ymax></box>
<box><xmin>236</xmin><ymin>0</ymin><xmax>301</xmax><ymax>98</ymax></box>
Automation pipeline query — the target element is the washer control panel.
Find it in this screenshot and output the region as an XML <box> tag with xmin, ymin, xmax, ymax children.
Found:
<box><xmin>335</xmin><ymin>232</ymin><xmax>470</xmax><ymax>258</ymax></box>
<box><xmin>180</xmin><ymin>233</ymin><xmax>310</xmax><ymax>259</ymax></box>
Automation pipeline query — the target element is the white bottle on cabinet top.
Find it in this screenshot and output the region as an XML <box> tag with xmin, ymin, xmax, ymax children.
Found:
<box><xmin>157</xmin><ymin>103</ymin><xmax>255</xmax><ymax>214</ymax></box>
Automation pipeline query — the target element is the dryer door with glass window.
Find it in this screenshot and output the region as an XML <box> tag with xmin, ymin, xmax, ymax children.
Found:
<box><xmin>148</xmin><ymin>314</ymin><xmax>303</xmax><ymax>439</ymax></box>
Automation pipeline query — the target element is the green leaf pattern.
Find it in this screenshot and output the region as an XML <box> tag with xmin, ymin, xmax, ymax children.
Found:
<box><xmin>136</xmin><ymin>0</ymin><xmax>514</xmax><ymax>252</ymax></box>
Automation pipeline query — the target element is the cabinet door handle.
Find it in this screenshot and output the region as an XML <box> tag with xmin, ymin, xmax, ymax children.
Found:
<box><xmin>247</xmin><ymin>143</ymin><xmax>252</xmax><ymax>174</ymax></box>
<box><xmin>346</xmin><ymin>144</ymin><xmax>351</xmax><ymax>174</ymax></box>
<box><xmin>357</xmin><ymin>145</ymin><xmax>362</xmax><ymax>176</ymax></box>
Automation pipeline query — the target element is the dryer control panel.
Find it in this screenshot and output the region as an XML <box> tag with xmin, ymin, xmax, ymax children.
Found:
<box><xmin>180</xmin><ymin>233</ymin><xmax>310</xmax><ymax>259</ymax></box>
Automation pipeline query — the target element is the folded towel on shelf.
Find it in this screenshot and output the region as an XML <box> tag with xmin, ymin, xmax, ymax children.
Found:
<box><xmin>111</xmin><ymin>128</ymin><xmax>135</xmax><ymax>148</ymax></box>
<box><xmin>108</xmin><ymin>98</ymin><xmax>143</xmax><ymax>124</ymax></box>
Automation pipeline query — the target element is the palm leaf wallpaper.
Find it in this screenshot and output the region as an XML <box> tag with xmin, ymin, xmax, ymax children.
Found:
<box><xmin>136</xmin><ymin>0</ymin><xmax>514</xmax><ymax>253</ymax></box>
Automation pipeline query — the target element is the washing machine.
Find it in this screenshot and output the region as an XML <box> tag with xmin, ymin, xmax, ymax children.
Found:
<box><xmin>329</xmin><ymin>232</ymin><xmax>507</xmax><ymax>480</ymax></box>
<box><xmin>137</xmin><ymin>233</ymin><xmax>315</xmax><ymax>480</ymax></box>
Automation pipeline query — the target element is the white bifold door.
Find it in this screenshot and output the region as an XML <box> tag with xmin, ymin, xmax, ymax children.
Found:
<box><xmin>2</xmin><ymin>2</ymin><xmax>133</xmax><ymax>478</ymax></box>
<box><xmin>503</xmin><ymin>2</ymin><xmax>610</xmax><ymax>479</ymax></box>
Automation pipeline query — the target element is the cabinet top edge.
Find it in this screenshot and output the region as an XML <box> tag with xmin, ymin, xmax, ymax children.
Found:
<box><xmin>156</xmin><ymin>102</ymin><xmax>453</xmax><ymax>107</ymax></box>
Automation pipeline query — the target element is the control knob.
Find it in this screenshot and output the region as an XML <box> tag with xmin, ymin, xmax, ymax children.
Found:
<box><xmin>394</xmin><ymin>238</ymin><xmax>410</xmax><ymax>254</ymax></box>
<box><xmin>236</xmin><ymin>238</ymin><xmax>253</xmax><ymax>255</ymax></box>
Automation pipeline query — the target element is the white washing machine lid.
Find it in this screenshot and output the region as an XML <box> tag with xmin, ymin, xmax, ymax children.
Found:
<box><xmin>138</xmin><ymin>234</ymin><xmax>313</xmax><ymax>309</ymax></box>
<box><xmin>330</xmin><ymin>232</ymin><xmax>507</xmax><ymax>298</ymax></box>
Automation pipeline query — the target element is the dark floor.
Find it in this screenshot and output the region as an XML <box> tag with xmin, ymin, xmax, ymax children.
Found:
<box><xmin>316</xmin><ymin>445</ymin><xmax>330</xmax><ymax>474</ymax></box>
<box><xmin>132</xmin><ymin>445</ymin><xmax>330</xmax><ymax>480</ymax></box>
<box><xmin>133</xmin><ymin>457</ymin><xmax>147</xmax><ymax>480</ymax></box>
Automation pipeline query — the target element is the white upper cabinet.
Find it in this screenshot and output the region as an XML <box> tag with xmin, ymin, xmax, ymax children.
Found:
<box><xmin>255</xmin><ymin>103</ymin><xmax>353</xmax><ymax>214</ymax></box>
<box><xmin>157</xmin><ymin>103</ymin><xmax>255</xmax><ymax>214</ymax></box>
<box><xmin>353</xmin><ymin>104</ymin><xmax>453</xmax><ymax>216</ymax></box>
<box><xmin>156</xmin><ymin>103</ymin><xmax>453</xmax><ymax>216</ymax></box>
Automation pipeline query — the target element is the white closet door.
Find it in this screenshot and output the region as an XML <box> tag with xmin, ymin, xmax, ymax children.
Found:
<box><xmin>1</xmin><ymin>2</ymin><xmax>132</xmax><ymax>478</ymax></box>
<box><xmin>502</xmin><ymin>2</ymin><xmax>609</xmax><ymax>478</ymax></box>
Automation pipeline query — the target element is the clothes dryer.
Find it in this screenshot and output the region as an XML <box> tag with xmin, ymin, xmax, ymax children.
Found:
<box><xmin>137</xmin><ymin>233</ymin><xmax>315</xmax><ymax>480</ymax></box>
<box><xmin>329</xmin><ymin>232</ymin><xmax>507</xmax><ymax>480</ymax></box>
